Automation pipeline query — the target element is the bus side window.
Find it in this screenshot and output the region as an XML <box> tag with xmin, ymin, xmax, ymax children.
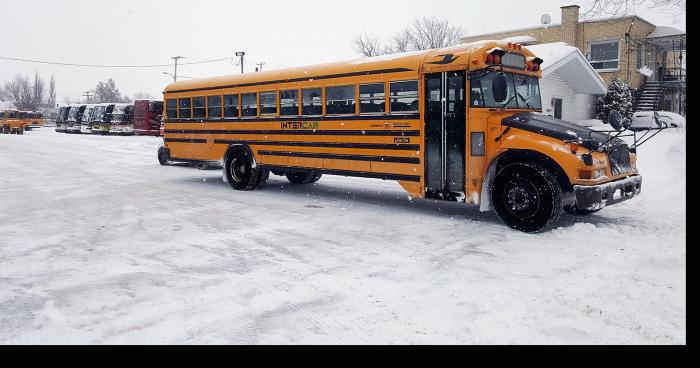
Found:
<box><xmin>390</xmin><ymin>81</ymin><xmax>419</xmax><ymax>113</ymax></box>
<box><xmin>302</xmin><ymin>88</ymin><xmax>322</xmax><ymax>116</ymax></box>
<box><xmin>326</xmin><ymin>85</ymin><xmax>356</xmax><ymax>115</ymax></box>
<box><xmin>359</xmin><ymin>83</ymin><xmax>385</xmax><ymax>114</ymax></box>
<box><xmin>193</xmin><ymin>97</ymin><xmax>206</xmax><ymax>119</ymax></box>
<box><xmin>224</xmin><ymin>94</ymin><xmax>239</xmax><ymax>118</ymax></box>
<box><xmin>280</xmin><ymin>89</ymin><xmax>299</xmax><ymax>116</ymax></box>
<box><xmin>241</xmin><ymin>93</ymin><xmax>258</xmax><ymax>117</ymax></box>
<box><xmin>260</xmin><ymin>91</ymin><xmax>278</xmax><ymax>115</ymax></box>
<box><xmin>179</xmin><ymin>97</ymin><xmax>192</xmax><ymax>119</ymax></box>
<box><xmin>208</xmin><ymin>96</ymin><xmax>222</xmax><ymax>118</ymax></box>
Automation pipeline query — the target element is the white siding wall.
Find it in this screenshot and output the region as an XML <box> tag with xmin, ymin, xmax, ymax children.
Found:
<box><xmin>539</xmin><ymin>71</ymin><xmax>598</xmax><ymax>123</ymax></box>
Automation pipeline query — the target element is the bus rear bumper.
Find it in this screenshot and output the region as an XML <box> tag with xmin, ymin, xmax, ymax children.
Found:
<box><xmin>573</xmin><ymin>175</ymin><xmax>642</xmax><ymax>211</ymax></box>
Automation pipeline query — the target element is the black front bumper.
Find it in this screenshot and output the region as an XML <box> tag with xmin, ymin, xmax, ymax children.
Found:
<box><xmin>574</xmin><ymin>175</ymin><xmax>642</xmax><ymax>211</ymax></box>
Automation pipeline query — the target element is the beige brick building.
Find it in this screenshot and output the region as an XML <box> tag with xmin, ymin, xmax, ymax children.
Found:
<box><xmin>461</xmin><ymin>5</ymin><xmax>685</xmax><ymax>114</ymax></box>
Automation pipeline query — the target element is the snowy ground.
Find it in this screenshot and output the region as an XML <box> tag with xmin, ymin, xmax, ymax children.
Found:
<box><xmin>0</xmin><ymin>128</ymin><xmax>686</xmax><ymax>344</ymax></box>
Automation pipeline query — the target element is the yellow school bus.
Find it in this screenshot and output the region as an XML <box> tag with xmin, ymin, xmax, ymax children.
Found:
<box><xmin>1</xmin><ymin>110</ymin><xmax>30</xmax><ymax>134</ymax></box>
<box><xmin>160</xmin><ymin>40</ymin><xmax>642</xmax><ymax>232</ymax></box>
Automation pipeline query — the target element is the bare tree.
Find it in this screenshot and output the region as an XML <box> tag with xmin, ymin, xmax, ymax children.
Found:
<box><xmin>408</xmin><ymin>16</ymin><xmax>464</xmax><ymax>50</ymax></box>
<box><xmin>48</xmin><ymin>75</ymin><xmax>57</xmax><ymax>108</ymax></box>
<box><xmin>352</xmin><ymin>32</ymin><xmax>388</xmax><ymax>57</ymax></box>
<box><xmin>32</xmin><ymin>72</ymin><xmax>45</xmax><ymax>109</ymax></box>
<box><xmin>575</xmin><ymin>0</ymin><xmax>685</xmax><ymax>19</ymax></box>
<box><xmin>388</xmin><ymin>29</ymin><xmax>413</xmax><ymax>54</ymax></box>
<box><xmin>352</xmin><ymin>16</ymin><xmax>464</xmax><ymax>57</ymax></box>
<box><xmin>4</xmin><ymin>75</ymin><xmax>34</xmax><ymax>110</ymax></box>
<box><xmin>133</xmin><ymin>92</ymin><xmax>156</xmax><ymax>100</ymax></box>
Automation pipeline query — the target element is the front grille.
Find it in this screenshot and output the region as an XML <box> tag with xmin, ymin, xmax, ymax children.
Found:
<box><xmin>608</xmin><ymin>144</ymin><xmax>631</xmax><ymax>176</ymax></box>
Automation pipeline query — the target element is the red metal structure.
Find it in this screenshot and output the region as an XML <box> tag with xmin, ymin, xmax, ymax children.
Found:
<box><xmin>133</xmin><ymin>100</ymin><xmax>163</xmax><ymax>136</ymax></box>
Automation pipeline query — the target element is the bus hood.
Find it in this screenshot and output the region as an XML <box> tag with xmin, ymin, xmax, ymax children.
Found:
<box><xmin>501</xmin><ymin>113</ymin><xmax>623</xmax><ymax>151</ymax></box>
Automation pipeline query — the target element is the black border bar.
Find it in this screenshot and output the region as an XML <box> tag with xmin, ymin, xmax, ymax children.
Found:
<box><xmin>261</xmin><ymin>165</ymin><xmax>421</xmax><ymax>182</ymax></box>
<box><xmin>258</xmin><ymin>150</ymin><xmax>420</xmax><ymax>164</ymax></box>
<box><xmin>214</xmin><ymin>139</ymin><xmax>420</xmax><ymax>151</ymax></box>
<box><xmin>165</xmin><ymin>129</ymin><xmax>420</xmax><ymax>137</ymax></box>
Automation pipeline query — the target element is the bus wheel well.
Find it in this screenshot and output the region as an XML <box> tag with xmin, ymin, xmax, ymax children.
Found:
<box><xmin>223</xmin><ymin>143</ymin><xmax>256</xmax><ymax>167</ymax></box>
<box><xmin>495</xmin><ymin>150</ymin><xmax>573</xmax><ymax>193</ymax></box>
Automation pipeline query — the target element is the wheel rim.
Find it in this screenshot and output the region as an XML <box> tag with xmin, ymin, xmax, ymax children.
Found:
<box><xmin>230</xmin><ymin>156</ymin><xmax>249</xmax><ymax>183</ymax></box>
<box><xmin>503</xmin><ymin>178</ymin><xmax>540</xmax><ymax>219</ymax></box>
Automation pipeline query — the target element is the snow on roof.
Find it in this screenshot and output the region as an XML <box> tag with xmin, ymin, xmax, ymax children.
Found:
<box><xmin>647</xmin><ymin>26</ymin><xmax>685</xmax><ymax>39</ymax></box>
<box><xmin>501</xmin><ymin>35</ymin><xmax>538</xmax><ymax>45</ymax></box>
<box><xmin>527</xmin><ymin>42</ymin><xmax>607</xmax><ymax>95</ymax></box>
<box><xmin>526</xmin><ymin>42</ymin><xmax>577</xmax><ymax>70</ymax></box>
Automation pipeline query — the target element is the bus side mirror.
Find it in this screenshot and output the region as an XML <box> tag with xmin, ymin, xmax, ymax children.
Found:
<box><xmin>492</xmin><ymin>72</ymin><xmax>508</xmax><ymax>103</ymax></box>
<box><xmin>608</xmin><ymin>110</ymin><xmax>626</xmax><ymax>131</ymax></box>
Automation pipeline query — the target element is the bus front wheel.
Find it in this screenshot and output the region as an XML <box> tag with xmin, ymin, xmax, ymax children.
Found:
<box><xmin>285</xmin><ymin>172</ymin><xmax>322</xmax><ymax>185</ymax></box>
<box><xmin>225</xmin><ymin>149</ymin><xmax>269</xmax><ymax>191</ymax></box>
<box><xmin>491</xmin><ymin>162</ymin><xmax>563</xmax><ymax>233</ymax></box>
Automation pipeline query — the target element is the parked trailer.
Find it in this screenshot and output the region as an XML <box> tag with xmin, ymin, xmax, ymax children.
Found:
<box><xmin>107</xmin><ymin>103</ymin><xmax>134</xmax><ymax>135</ymax></box>
<box><xmin>80</xmin><ymin>105</ymin><xmax>99</xmax><ymax>134</ymax></box>
<box><xmin>133</xmin><ymin>100</ymin><xmax>163</xmax><ymax>136</ymax></box>
<box><xmin>55</xmin><ymin>106</ymin><xmax>70</xmax><ymax>132</ymax></box>
<box><xmin>65</xmin><ymin>105</ymin><xmax>87</xmax><ymax>133</ymax></box>
<box><xmin>90</xmin><ymin>104</ymin><xmax>112</xmax><ymax>134</ymax></box>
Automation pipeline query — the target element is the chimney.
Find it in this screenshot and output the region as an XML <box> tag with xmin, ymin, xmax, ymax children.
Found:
<box><xmin>561</xmin><ymin>5</ymin><xmax>580</xmax><ymax>47</ymax></box>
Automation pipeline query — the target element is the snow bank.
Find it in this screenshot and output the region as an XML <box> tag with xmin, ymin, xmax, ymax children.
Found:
<box><xmin>0</xmin><ymin>129</ymin><xmax>686</xmax><ymax>344</ymax></box>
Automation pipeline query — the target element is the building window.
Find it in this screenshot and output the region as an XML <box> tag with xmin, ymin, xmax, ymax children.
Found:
<box><xmin>359</xmin><ymin>83</ymin><xmax>385</xmax><ymax>114</ymax></box>
<box><xmin>166</xmin><ymin>99</ymin><xmax>178</xmax><ymax>119</ymax></box>
<box><xmin>241</xmin><ymin>93</ymin><xmax>258</xmax><ymax>117</ymax></box>
<box><xmin>193</xmin><ymin>97</ymin><xmax>206</xmax><ymax>119</ymax></box>
<box><xmin>224</xmin><ymin>94</ymin><xmax>239</xmax><ymax>118</ymax></box>
<box><xmin>390</xmin><ymin>80</ymin><xmax>419</xmax><ymax>113</ymax></box>
<box><xmin>178</xmin><ymin>97</ymin><xmax>192</xmax><ymax>119</ymax></box>
<box><xmin>302</xmin><ymin>88</ymin><xmax>322</xmax><ymax>116</ymax></box>
<box><xmin>589</xmin><ymin>40</ymin><xmax>619</xmax><ymax>71</ymax></box>
<box><xmin>208</xmin><ymin>96</ymin><xmax>222</xmax><ymax>118</ymax></box>
<box><xmin>280</xmin><ymin>89</ymin><xmax>299</xmax><ymax>116</ymax></box>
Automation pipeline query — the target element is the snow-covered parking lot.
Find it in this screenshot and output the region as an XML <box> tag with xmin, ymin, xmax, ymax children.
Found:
<box><xmin>0</xmin><ymin>128</ymin><xmax>686</xmax><ymax>344</ymax></box>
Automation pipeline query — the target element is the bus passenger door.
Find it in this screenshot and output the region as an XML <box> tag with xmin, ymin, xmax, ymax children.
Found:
<box><xmin>424</xmin><ymin>71</ymin><xmax>466</xmax><ymax>200</ymax></box>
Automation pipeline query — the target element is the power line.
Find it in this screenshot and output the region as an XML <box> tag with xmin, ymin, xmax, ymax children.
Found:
<box><xmin>0</xmin><ymin>56</ymin><xmax>234</xmax><ymax>68</ymax></box>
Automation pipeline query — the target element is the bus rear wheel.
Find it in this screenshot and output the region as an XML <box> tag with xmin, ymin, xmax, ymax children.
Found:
<box><xmin>157</xmin><ymin>147</ymin><xmax>170</xmax><ymax>166</ymax></box>
<box><xmin>491</xmin><ymin>162</ymin><xmax>563</xmax><ymax>233</ymax></box>
<box><xmin>225</xmin><ymin>149</ymin><xmax>269</xmax><ymax>191</ymax></box>
<box><xmin>285</xmin><ymin>172</ymin><xmax>322</xmax><ymax>185</ymax></box>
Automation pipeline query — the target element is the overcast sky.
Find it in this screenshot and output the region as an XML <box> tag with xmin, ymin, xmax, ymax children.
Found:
<box><xmin>1</xmin><ymin>0</ymin><xmax>686</xmax><ymax>104</ymax></box>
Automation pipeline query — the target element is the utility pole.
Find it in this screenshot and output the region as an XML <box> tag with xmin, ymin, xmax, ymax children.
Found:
<box><xmin>82</xmin><ymin>91</ymin><xmax>93</xmax><ymax>103</ymax></box>
<box><xmin>172</xmin><ymin>56</ymin><xmax>184</xmax><ymax>82</ymax></box>
<box><xmin>256</xmin><ymin>62</ymin><xmax>266</xmax><ymax>72</ymax></box>
<box><xmin>235</xmin><ymin>52</ymin><xmax>246</xmax><ymax>74</ymax></box>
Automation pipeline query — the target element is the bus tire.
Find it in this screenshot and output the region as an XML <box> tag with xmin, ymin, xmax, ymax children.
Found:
<box><xmin>157</xmin><ymin>147</ymin><xmax>170</xmax><ymax>166</ymax></box>
<box><xmin>564</xmin><ymin>205</ymin><xmax>602</xmax><ymax>216</ymax></box>
<box><xmin>225</xmin><ymin>148</ymin><xmax>268</xmax><ymax>191</ymax></box>
<box><xmin>286</xmin><ymin>172</ymin><xmax>322</xmax><ymax>185</ymax></box>
<box><xmin>491</xmin><ymin>162</ymin><xmax>563</xmax><ymax>233</ymax></box>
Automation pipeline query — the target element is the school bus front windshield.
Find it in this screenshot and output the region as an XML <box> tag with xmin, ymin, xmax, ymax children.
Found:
<box><xmin>470</xmin><ymin>70</ymin><xmax>542</xmax><ymax>110</ymax></box>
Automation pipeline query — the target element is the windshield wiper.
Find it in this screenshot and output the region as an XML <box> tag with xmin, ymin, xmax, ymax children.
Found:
<box><xmin>517</xmin><ymin>91</ymin><xmax>535</xmax><ymax>109</ymax></box>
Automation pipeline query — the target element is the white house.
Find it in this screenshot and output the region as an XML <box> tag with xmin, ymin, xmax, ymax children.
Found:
<box><xmin>527</xmin><ymin>42</ymin><xmax>608</xmax><ymax>123</ymax></box>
